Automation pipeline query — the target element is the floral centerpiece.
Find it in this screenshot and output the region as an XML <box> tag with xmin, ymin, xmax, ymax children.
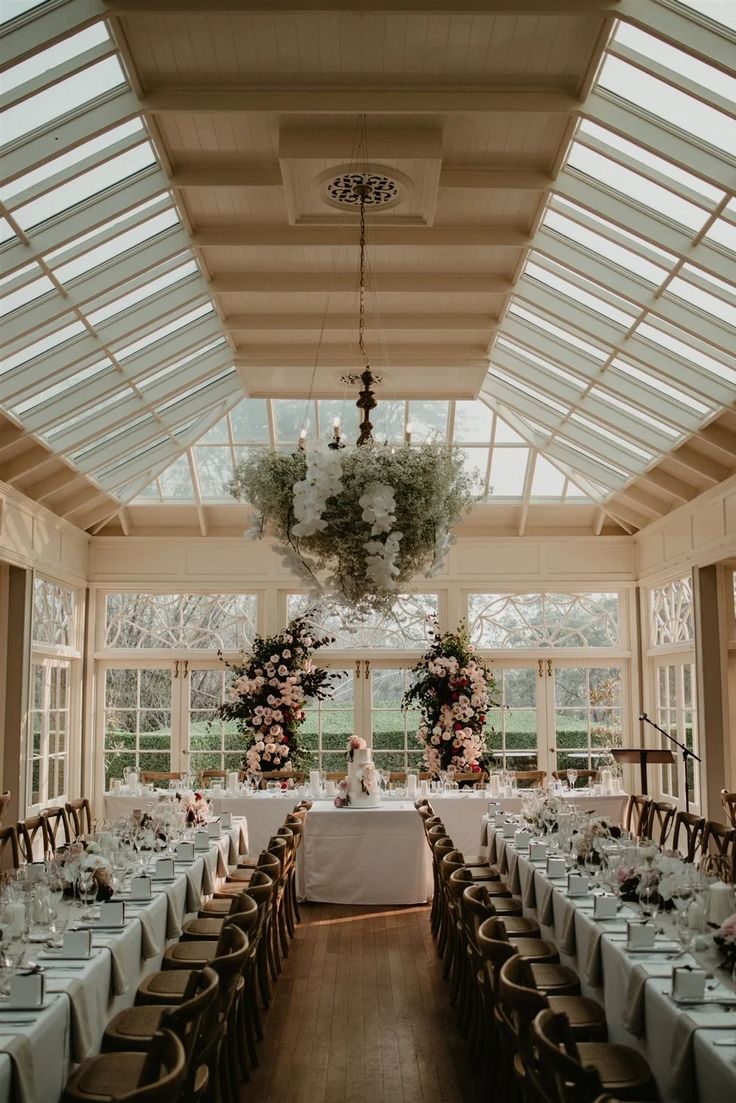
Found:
<box><xmin>570</xmin><ymin>817</ymin><xmax>620</xmax><ymax>863</ymax></box>
<box><xmin>122</xmin><ymin>799</ymin><xmax>184</xmax><ymax>846</ymax></box>
<box><xmin>55</xmin><ymin>842</ymin><xmax>114</xmax><ymax>901</ymax></box>
<box><xmin>216</xmin><ymin>613</ymin><xmax>336</xmax><ymax>776</ymax></box>
<box><xmin>403</xmin><ymin>620</ymin><xmax>496</xmax><ymax>776</ymax></box>
<box><xmin>615</xmin><ymin>850</ymin><xmax>699</xmax><ymax>907</ymax></box>
<box><xmin>520</xmin><ymin>792</ymin><xmax>569</xmax><ymax>833</ymax></box>
<box><xmin>231</xmin><ymin>443</ymin><xmax>474</xmax><ymax>615</ymax></box>
<box><xmin>176</xmin><ymin>791</ymin><xmax>210</xmax><ymax>827</ymax></box>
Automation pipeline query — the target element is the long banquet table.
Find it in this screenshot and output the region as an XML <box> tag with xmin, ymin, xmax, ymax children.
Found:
<box><xmin>482</xmin><ymin>820</ymin><xmax>736</xmax><ymax>1103</ymax></box>
<box><xmin>0</xmin><ymin>822</ymin><xmax>245</xmax><ymax>1103</ymax></box>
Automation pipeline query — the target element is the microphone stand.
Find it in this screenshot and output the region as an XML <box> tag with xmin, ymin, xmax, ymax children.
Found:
<box><xmin>639</xmin><ymin>712</ymin><xmax>701</xmax><ymax>815</ymax></box>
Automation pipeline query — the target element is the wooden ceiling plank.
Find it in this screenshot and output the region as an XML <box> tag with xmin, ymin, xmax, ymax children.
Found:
<box><xmin>192</xmin><ymin>225</ymin><xmax>530</xmax><ymax>247</ymax></box>
<box><xmin>209</xmin><ymin>272</ymin><xmax>513</xmax><ymax>293</ymax></box>
<box><xmin>223</xmin><ymin>312</ymin><xmax>497</xmax><ymax>331</ymax></box>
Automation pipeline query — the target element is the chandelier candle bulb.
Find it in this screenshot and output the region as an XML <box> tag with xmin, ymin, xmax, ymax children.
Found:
<box><xmin>405</xmin><ymin>421</ymin><xmax>413</xmax><ymax>444</ymax></box>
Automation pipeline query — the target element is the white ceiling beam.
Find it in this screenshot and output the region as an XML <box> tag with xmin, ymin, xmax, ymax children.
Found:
<box><xmin>0</xmin><ymin>444</ymin><xmax>58</xmax><ymax>482</ymax></box>
<box><xmin>604</xmin><ymin>499</ymin><xmax>648</xmax><ymax>530</ymax></box>
<box><xmin>234</xmin><ymin>346</ymin><xmax>489</xmax><ymax>367</ymax></box>
<box><xmin>23</xmin><ymin>468</ymin><xmax>87</xmax><ymax>502</ymax></box>
<box><xmin>192</xmin><ymin>225</ymin><xmax>530</xmax><ymax>248</ymax></box>
<box><xmin>440</xmin><ymin>168</ymin><xmax>556</xmax><ymax>190</ymax></box>
<box><xmin>104</xmin><ymin>0</ymin><xmax>620</xmax><ymax>12</ymax></box>
<box><xmin>142</xmin><ymin>87</ymin><xmax>581</xmax><ymax>115</ymax></box>
<box><xmin>638</xmin><ymin>466</ymin><xmax>700</xmax><ymax>502</ymax></box>
<box><xmin>224</xmin><ymin>312</ymin><xmax>496</xmax><ymax>332</ymax></box>
<box><xmin>209</xmin><ymin>272</ymin><xmax>513</xmax><ymax>294</ymax></box>
<box><xmin>613</xmin><ymin>484</ymin><xmax>668</xmax><ymax>517</ymax></box>
<box><xmin>694</xmin><ymin>425</ymin><xmax>736</xmax><ymax>461</ymax></box>
<box><xmin>169</xmin><ymin>162</ymin><xmax>554</xmax><ymax>191</ymax></box>
<box><xmin>665</xmin><ymin>445</ymin><xmax>731</xmax><ymax>484</ymax></box>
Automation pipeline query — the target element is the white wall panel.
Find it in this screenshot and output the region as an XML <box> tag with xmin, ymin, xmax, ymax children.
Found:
<box><xmin>0</xmin><ymin>483</ymin><xmax>89</xmax><ymax>584</ymax></box>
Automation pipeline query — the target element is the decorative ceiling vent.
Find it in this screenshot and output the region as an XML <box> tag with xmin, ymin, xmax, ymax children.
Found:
<box><xmin>324</xmin><ymin>171</ymin><xmax>400</xmax><ymax>209</ymax></box>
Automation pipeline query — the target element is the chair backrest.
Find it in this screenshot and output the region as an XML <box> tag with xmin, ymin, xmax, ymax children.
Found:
<box><xmin>259</xmin><ymin>769</ymin><xmax>306</xmax><ymax>788</ymax></box>
<box><xmin>132</xmin><ymin>1028</ymin><xmax>187</xmax><ymax>1103</ymax></box>
<box><xmin>40</xmin><ymin>806</ymin><xmax>71</xmax><ymax>852</ymax></box>
<box><xmin>160</xmin><ymin>965</ymin><xmax>219</xmax><ymax>1062</ymax></box>
<box><xmin>210</xmin><ymin>924</ymin><xmax>249</xmax><ymax>1018</ymax></box>
<box><xmin>647</xmin><ymin>800</ymin><xmax>676</xmax><ymax>847</ymax></box>
<box><xmin>0</xmin><ymin>825</ymin><xmax>20</xmax><ymax>872</ymax></box>
<box><xmin>721</xmin><ymin>789</ymin><xmax>736</xmax><ymax>829</ymax></box>
<box><xmin>551</xmin><ymin>770</ymin><xmax>599</xmax><ymax>787</ymax></box>
<box><xmin>65</xmin><ymin>798</ymin><xmax>93</xmax><ymax>839</ymax></box>
<box><xmin>672</xmin><ymin>811</ymin><xmax>706</xmax><ymax>863</ymax></box>
<box><xmin>531</xmin><ymin>1009</ymin><xmax>604</xmax><ymax>1103</ymax></box>
<box><xmin>701</xmin><ymin>820</ymin><xmax>736</xmax><ymax>882</ymax></box>
<box><xmin>499</xmin><ymin>953</ymin><xmax>550</xmax><ymax>1081</ymax></box>
<box><xmin>0</xmin><ymin>792</ymin><xmax>11</xmax><ymax>827</ymax></box>
<box><xmin>17</xmin><ymin>815</ymin><xmax>50</xmax><ymax>862</ymax></box>
<box><xmin>140</xmin><ymin>771</ymin><xmax>183</xmax><ymax>783</ymax></box>
<box><xmin>625</xmin><ymin>794</ymin><xmax>651</xmax><ymax>838</ymax></box>
<box><xmin>201</xmin><ymin>769</ymin><xmax>226</xmax><ymax>780</ymax></box>
<box><xmin>452</xmin><ymin>770</ymin><xmax>488</xmax><ymax>789</ymax></box>
<box><xmin>513</xmin><ymin>770</ymin><xmax>546</xmax><ymax>789</ymax></box>
<box><xmin>324</xmin><ymin>771</ymin><xmax>346</xmax><ymax>781</ymax></box>
<box><xmin>223</xmin><ymin>892</ymin><xmax>259</xmax><ymax>934</ymax></box>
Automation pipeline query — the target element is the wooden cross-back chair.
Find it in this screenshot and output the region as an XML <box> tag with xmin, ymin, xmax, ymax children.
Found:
<box><xmin>552</xmin><ymin>770</ymin><xmax>599</xmax><ymax>788</ymax></box>
<box><xmin>0</xmin><ymin>825</ymin><xmax>20</xmax><ymax>873</ymax></box>
<box><xmin>62</xmin><ymin>1028</ymin><xmax>187</xmax><ymax>1103</ymax></box>
<box><xmin>140</xmin><ymin>771</ymin><xmax>184</xmax><ymax>784</ymax></box>
<box><xmin>259</xmin><ymin>770</ymin><xmax>306</xmax><ymax>788</ymax></box>
<box><xmin>0</xmin><ymin>791</ymin><xmax>11</xmax><ymax>826</ymax></box>
<box><xmin>701</xmin><ymin>820</ymin><xmax>736</xmax><ymax>882</ymax></box>
<box><xmin>40</xmin><ymin>806</ymin><xmax>72</xmax><ymax>852</ymax></box>
<box><xmin>624</xmin><ymin>795</ymin><xmax>651</xmax><ymax>838</ymax></box>
<box><xmin>646</xmin><ymin>800</ymin><xmax>676</xmax><ymax>847</ymax></box>
<box><xmin>17</xmin><ymin>814</ymin><xmax>50</xmax><ymax>863</ymax></box>
<box><xmin>65</xmin><ymin>798</ymin><xmax>93</xmax><ymax>839</ymax></box>
<box><xmin>721</xmin><ymin>789</ymin><xmax>736</xmax><ymax>829</ymax></box>
<box><xmin>512</xmin><ymin>770</ymin><xmax>546</xmax><ymax>789</ymax></box>
<box><xmin>672</xmin><ymin>810</ymin><xmax>706</xmax><ymax>864</ymax></box>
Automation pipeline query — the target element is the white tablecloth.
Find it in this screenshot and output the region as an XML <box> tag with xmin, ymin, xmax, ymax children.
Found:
<box><xmin>0</xmin><ymin>826</ymin><xmax>240</xmax><ymax>1103</ymax></box>
<box><xmin>301</xmin><ymin>801</ymin><xmax>432</xmax><ymax>905</ymax></box>
<box><xmin>484</xmin><ymin>824</ymin><xmax>736</xmax><ymax>1103</ymax></box>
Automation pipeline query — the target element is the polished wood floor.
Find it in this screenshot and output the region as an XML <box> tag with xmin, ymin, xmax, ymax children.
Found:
<box><xmin>243</xmin><ymin>902</ymin><xmax>484</xmax><ymax>1103</ymax></box>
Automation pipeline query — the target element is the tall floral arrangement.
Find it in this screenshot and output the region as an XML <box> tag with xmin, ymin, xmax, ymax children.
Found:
<box><xmin>216</xmin><ymin>614</ymin><xmax>336</xmax><ymax>774</ymax></box>
<box><xmin>229</xmin><ymin>442</ymin><xmax>474</xmax><ymax>615</ymax></box>
<box><xmin>403</xmin><ymin>620</ymin><xmax>496</xmax><ymax>775</ymax></box>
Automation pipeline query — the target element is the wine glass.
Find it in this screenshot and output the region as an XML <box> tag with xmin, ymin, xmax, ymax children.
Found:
<box><xmin>77</xmin><ymin>869</ymin><xmax>97</xmax><ymax>920</ymax></box>
<box><xmin>566</xmin><ymin>769</ymin><xmax>578</xmax><ymax>791</ymax></box>
<box><xmin>638</xmin><ymin>881</ymin><xmax>661</xmax><ymax>923</ymax></box>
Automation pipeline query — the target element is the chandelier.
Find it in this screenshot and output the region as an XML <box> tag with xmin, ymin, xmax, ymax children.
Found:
<box><xmin>229</xmin><ymin>175</ymin><xmax>474</xmax><ymax>615</ymax></box>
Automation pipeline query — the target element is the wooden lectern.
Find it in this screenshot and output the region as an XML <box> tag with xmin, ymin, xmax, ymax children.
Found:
<box><xmin>611</xmin><ymin>748</ymin><xmax>675</xmax><ymax>795</ymax></box>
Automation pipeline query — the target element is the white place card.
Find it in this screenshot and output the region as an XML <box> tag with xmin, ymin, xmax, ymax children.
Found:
<box><xmin>513</xmin><ymin>829</ymin><xmax>531</xmax><ymax>850</ymax></box>
<box><xmin>593</xmin><ymin>893</ymin><xmax>618</xmax><ymax>919</ymax></box>
<box><xmin>529</xmin><ymin>840</ymin><xmax>548</xmax><ymax>862</ymax></box>
<box><xmin>567</xmin><ymin>872</ymin><xmax>589</xmax><ymax>897</ymax></box>
<box><xmin>176</xmin><ymin>841</ymin><xmax>195</xmax><ymax>862</ymax></box>
<box><xmin>28</xmin><ymin>862</ymin><xmax>47</xmax><ymax>882</ymax></box>
<box><xmin>62</xmin><ymin>930</ymin><xmax>92</xmax><ymax>958</ymax></box>
<box><xmin>130</xmin><ymin>875</ymin><xmax>152</xmax><ymax>901</ymax></box>
<box><xmin>194</xmin><ymin>829</ymin><xmax>210</xmax><ymax>851</ymax></box>
<box><xmin>672</xmin><ymin>965</ymin><xmax>706</xmax><ymax>1001</ymax></box>
<box><xmin>546</xmin><ymin>856</ymin><xmax>566</xmax><ymax>878</ymax></box>
<box><xmin>207</xmin><ymin>820</ymin><xmax>221</xmax><ymax>838</ymax></box>
<box><xmin>627</xmin><ymin>920</ymin><xmax>655</xmax><ymax>948</ymax></box>
<box><xmin>153</xmin><ymin>857</ymin><xmax>175</xmax><ymax>880</ymax></box>
<box><xmin>501</xmin><ymin>821</ymin><xmax>516</xmax><ymax>838</ymax></box>
<box><xmin>9</xmin><ymin>971</ymin><xmax>45</xmax><ymax>1008</ymax></box>
<box><xmin>99</xmin><ymin>901</ymin><xmax>125</xmax><ymax>926</ymax></box>
<box><xmin>219</xmin><ymin>812</ymin><xmax>232</xmax><ymax>829</ymax></box>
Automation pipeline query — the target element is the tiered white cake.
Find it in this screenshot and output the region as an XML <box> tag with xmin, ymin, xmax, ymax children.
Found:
<box><xmin>347</xmin><ymin>747</ymin><xmax>381</xmax><ymax>808</ymax></box>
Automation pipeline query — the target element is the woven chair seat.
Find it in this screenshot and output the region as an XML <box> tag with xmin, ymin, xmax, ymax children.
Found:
<box><xmin>577</xmin><ymin>1042</ymin><xmax>655</xmax><ymax>1094</ymax></box>
<box><xmin>64</xmin><ymin>1050</ymin><xmax>149</xmax><ymax>1097</ymax></box>
<box><xmin>236</xmin><ymin>856</ymin><xmax>259</xmax><ymax>868</ymax></box>
<box><xmin>180</xmin><ymin>916</ymin><xmax>224</xmax><ymax>940</ymax></box>
<box><xmin>102</xmin><ymin>1004</ymin><xmax>171</xmax><ymax>1050</ymax></box>
<box><xmin>163</xmin><ymin>939</ymin><xmax>219</xmax><ymax>969</ymax></box>
<box><xmin>199</xmin><ymin>898</ymin><xmax>232</xmax><ymax>917</ymax></box>
<box><xmin>547</xmin><ymin>996</ymin><xmax>607</xmax><ymax>1039</ymax></box>
<box><xmin>135</xmin><ymin>969</ymin><xmax>194</xmax><ymax>1005</ymax></box>
<box><xmin>529</xmin><ymin>963</ymin><xmax>580</xmax><ymax>995</ymax></box>
<box><xmin>213</xmin><ymin>883</ymin><xmax>251</xmax><ymax>898</ymax></box>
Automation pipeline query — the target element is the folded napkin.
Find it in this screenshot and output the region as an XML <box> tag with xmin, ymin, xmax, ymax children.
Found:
<box><xmin>55</xmin><ymin>978</ymin><xmax>95</xmax><ymax>1060</ymax></box>
<box><xmin>480</xmin><ymin>821</ymin><xmax>489</xmax><ymax>849</ymax></box>
<box><xmin>622</xmin><ymin>963</ymin><xmax>652</xmax><ymax>1036</ymax></box>
<box><xmin>0</xmin><ymin>1033</ymin><xmax>36</xmax><ymax>1103</ymax></box>
<box><xmin>99</xmin><ymin>944</ymin><xmax>128</xmax><ymax>997</ymax></box>
<box><xmin>536</xmin><ymin>881</ymin><xmax>555</xmax><ymax>927</ymax></box>
<box><xmin>487</xmin><ymin>831</ymin><xmax>497</xmax><ymax>865</ymax></box>
<box><xmin>136</xmin><ymin>909</ymin><xmax>161</xmax><ymax>960</ymax></box>
<box><xmin>580</xmin><ymin>927</ymin><xmax>604</xmax><ymax>987</ymax></box>
<box><xmin>507</xmin><ymin>855</ymin><xmax>521</xmax><ymax>895</ymax></box>
<box><xmin>215</xmin><ymin>847</ymin><xmax>228</xmax><ymax>879</ymax></box>
<box><xmin>522</xmin><ymin>871</ymin><xmax>537</xmax><ymax>910</ymax></box>
<box><xmin>558</xmin><ymin>907</ymin><xmax>577</xmax><ymax>957</ymax></box>
<box><xmin>498</xmin><ymin>847</ymin><xmax>509</xmax><ymax>876</ymax></box>
<box><xmin>185</xmin><ymin>867</ymin><xmax>204</xmax><ymax>911</ymax></box>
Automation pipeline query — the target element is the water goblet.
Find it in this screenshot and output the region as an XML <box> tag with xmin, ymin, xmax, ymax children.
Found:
<box><xmin>566</xmin><ymin>769</ymin><xmax>578</xmax><ymax>791</ymax></box>
<box><xmin>77</xmin><ymin>869</ymin><xmax>97</xmax><ymax>920</ymax></box>
<box><xmin>638</xmin><ymin>881</ymin><xmax>661</xmax><ymax>923</ymax></box>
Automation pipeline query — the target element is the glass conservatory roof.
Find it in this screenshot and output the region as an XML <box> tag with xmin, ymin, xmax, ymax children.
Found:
<box><xmin>0</xmin><ymin>0</ymin><xmax>735</xmax><ymax>528</ymax></box>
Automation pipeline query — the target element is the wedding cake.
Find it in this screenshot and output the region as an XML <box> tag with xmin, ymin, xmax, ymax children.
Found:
<box><xmin>343</xmin><ymin>738</ymin><xmax>381</xmax><ymax>808</ymax></box>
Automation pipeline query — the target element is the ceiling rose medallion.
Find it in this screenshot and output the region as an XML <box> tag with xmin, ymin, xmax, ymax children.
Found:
<box><xmin>229</xmin><ymin>176</ymin><xmax>473</xmax><ymax>615</ymax></box>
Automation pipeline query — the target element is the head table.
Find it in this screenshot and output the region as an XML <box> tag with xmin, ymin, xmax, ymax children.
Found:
<box><xmin>0</xmin><ymin>822</ymin><xmax>245</xmax><ymax>1103</ymax></box>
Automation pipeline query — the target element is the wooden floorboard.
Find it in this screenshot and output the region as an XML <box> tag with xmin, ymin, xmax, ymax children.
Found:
<box><xmin>242</xmin><ymin>903</ymin><xmax>485</xmax><ymax>1103</ymax></box>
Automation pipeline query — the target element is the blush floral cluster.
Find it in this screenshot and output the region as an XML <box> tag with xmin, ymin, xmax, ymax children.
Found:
<box><xmin>216</xmin><ymin>614</ymin><xmax>336</xmax><ymax>775</ymax></box>
<box><xmin>403</xmin><ymin>620</ymin><xmax>496</xmax><ymax>775</ymax></box>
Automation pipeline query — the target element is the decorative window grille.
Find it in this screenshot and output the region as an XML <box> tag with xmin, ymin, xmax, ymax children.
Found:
<box><xmin>104</xmin><ymin>592</ymin><xmax>258</xmax><ymax>650</ymax></box>
<box><xmin>33</xmin><ymin>577</ymin><xmax>75</xmax><ymax>647</ymax></box>
<box><xmin>468</xmin><ymin>592</ymin><xmax>620</xmax><ymax>649</ymax></box>
<box><xmin>286</xmin><ymin>593</ymin><xmax>438</xmax><ymax>650</ymax></box>
<box><xmin>650</xmin><ymin>577</ymin><xmax>693</xmax><ymax>646</ymax></box>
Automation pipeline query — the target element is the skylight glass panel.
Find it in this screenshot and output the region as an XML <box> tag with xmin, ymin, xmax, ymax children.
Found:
<box><xmin>576</xmin><ymin>121</ymin><xmax>723</xmax><ymax>206</ymax></box>
<box><xmin>135</xmin><ymin>479</ymin><xmax>161</xmax><ymax>500</ymax></box>
<box><xmin>566</xmin><ymin>480</ymin><xmax>589</xmax><ymax>498</ymax></box>
<box><xmin>611</xmin><ymin>358</ymin><xmax>709</xmax><ymax>414</ymax></box>
<box><xmin>496</xmin><ymin>337</ymin><xmax>586</xmax><ymax>392</ymax></box>
<box><xmin>273</xmin><ymin>399</ymin><xmax>315</xmax><ymax>442</ymax></box>
<box><xmin>1</xmin><ymin>0</ymin><xmax>48</xmax><ymax>25</ymax></box>
<box><xmin>525</xmin><ymin>260</ymin><xmax>637</xmax><ymax>326</ymax></box>
<box><xmin>493</xmin><ymin>416</ymin><xmax>524</xmax><ymax>444</ymax></box>
<box><xmin>530</xmin><ymin>455</ymin><xmax>566</xmax><ymax>496</ymax></box>
<box><xmin>137</xmin><ymin>337</ymin><xmax>227</xmax><ymax>391</ymax></box>
<box><xmin>3</xmin><ymin>24</ymin><xmax>111</xmax><ymax>94</ymax></box>
<box><xmin>87</xmin><ymin>260</ymin><xmax>197</xmax><ymax>326</ymax></box>
<box><xmin>194</xmin><ymin>447</ymin><xmax>233</xmax><ymax>497</ymax></box>
<box><xmin>675</xmin><ymin>0</ymin><xmax>736</xmax><ymax>32</ymax></box>
<box><xmin>0</xmin><ymin>320</ymin><xmax>85</xmax><ymax>375</ymax></box>
<box><xmin>11</xmin><ymin>359</ymin><xmax>113</xmax><ymax>416</ymax></box>
<box><xmin>0</xmin><ymin>221</ymin><xmax>16</xmax><ymax>244</ymax></box>
<box><xmin>45</xmin><ymin>197</ymin><xmax>168</xmax><ymax>270</ymax></box>
<box><xmin>158</xmin><ymin>456</ymin><xmax>195</xmax><ymax>499</ymax></box>
<box><xmin>567</xmin><ymin>145</ymin><xmax>709</xmax><ymax>231</ymax></box>
<box><xmin>490</xmin><ymin>449</ymin><xmax>529</xmax><ymax>496</ymax></box>
<box><xmin>0</xmin><ymin>273</ymin><xmax>54</xmax><ymax>316</ymax></box>
<box><xmin>590</xmin><ymin>388</ymin><xmax>680</xmax><ymax>436</ymax></box>
<box><xmin>460</xmin><ymin>448</ymin><xmax>489</xmax><ymax>494</ymax></box>
<box><xmin>508</xmin><ymin>304</ymin><xmax>608</xmax><ymax>360</ymax></box>
<box><xmin>0</xmin><ymin>120</ymin><xmax>145</xmax><ymax>204</ymax></box>
<box><xmin>613</xmin><ymin>23</ymin><xmax>736</xmax><ymax>103</ymax></box>
<box><xmin>667</xmin><ymin>276</ymin><xmax>736</xmax><ymax>329</ymax></box>
<box><xmin>2</xmin><ymin>56</ymin><xmax>125</xmax><ymax>147</ymax></box>
<box><xmin>319</xmin><ymin>400</ymin><xmax>359</xmax><ymax>441</ymax></box>
<box><xmin>115</xmin><ymin>303</ymin><xmax>213</xmax><ymax>360</ymax></box>
<box><xmin>200</xmin><ymin>420</ymin><xmax>230</xmax><ymax>444</ymax></box>
<box><xmin>570</xmin><ymin>412</ymin><xmax>653</xmax><ymax>461</ymax></box>
<box><xmin>230</xmin><ymin>400</ymin><xmax>269</xmax><ymax>443</ymax></box>
<box><xmin>704</xmin><ymin>218</ymin><xmax>736</xmax><ymax>252</ymax></box>
<box><xmin>454</xmin><ymin>401</ymin><xmax>492</xmax><ymax>441</ymax></box>
<box><xmin>598</xmin><ymin>56</ymin><xmax>736</xmax><ymax>157</ymax></box>
<box><xmin>543</xmin><ymin>209</ymin><xmax>668</xmax><ymax>285</ymax></box>
<box><xmin>407</xmin><ymin>400</ymin><xmax>449</xmax><ymax>439</ymax></box>
<box><xmin>12</xmin><ymin>144</ymin><xmax>156</xmax><ymax>231</ymax></box>
<box><xmin>554</xmin><ymin>194</ymin><xmax>679</xmax><ymax>263</ymax></box>
<box><xmin>637</xmin><ymin>322</ymin><xmax>736</xmax><ymax>385</ymax></box>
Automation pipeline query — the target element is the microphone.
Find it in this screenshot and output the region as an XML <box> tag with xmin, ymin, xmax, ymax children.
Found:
<box><xmin>639</xmin><ymin>713</ymin><xmax>649</xmax><ymax>722</ymax></box>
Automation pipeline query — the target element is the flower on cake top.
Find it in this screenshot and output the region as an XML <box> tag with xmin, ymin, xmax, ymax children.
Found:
<box><xmin>348</xmin><ymin>736</ymin><xmax>367</xmax><ymax>762</ymax></box>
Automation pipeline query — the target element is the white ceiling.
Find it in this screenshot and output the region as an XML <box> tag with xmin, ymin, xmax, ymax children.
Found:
<box><xmin>0</xmin><ymin>0</ymin><xmax>735</xmax><ymax>537</ymax></box>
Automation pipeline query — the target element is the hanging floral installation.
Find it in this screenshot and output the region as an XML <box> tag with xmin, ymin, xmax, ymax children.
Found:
<box><xmin>403</xmin><ymin>620</ymin><xmax>497</xmax><ymax>776</ymax></box>
<box><xmin>230</xmin><ymin>440</ymin><xmax>474</xmax><ymax>616</ymax></box>
<box><xmin>215</xmin><ymin>614</ymin><xmax>336</xmax><ymax>775</ymax></box>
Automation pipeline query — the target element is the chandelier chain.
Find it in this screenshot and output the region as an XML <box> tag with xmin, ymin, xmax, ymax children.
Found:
<box><xmin>358</xmin><ymin>193</ymin><xmax>368</xmax><ymax>372</ymax></box>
